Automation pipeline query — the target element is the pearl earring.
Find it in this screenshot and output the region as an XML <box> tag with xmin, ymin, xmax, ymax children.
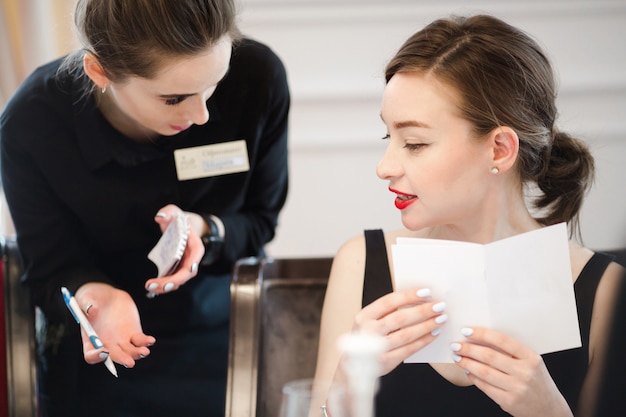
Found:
<box><xmin>490</xmin><ymin>167</ymin><xmax>499</xmax><ymax>174</ymax></box>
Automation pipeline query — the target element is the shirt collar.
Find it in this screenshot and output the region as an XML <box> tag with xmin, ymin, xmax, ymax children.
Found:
<box><xmin>73</xmin><ymin>93</ymin><xmax>168</xmax><ymax>170</ymax></box>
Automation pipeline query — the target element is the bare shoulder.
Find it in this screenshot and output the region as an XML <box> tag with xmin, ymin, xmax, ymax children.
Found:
<box><xmin>332</xmin><ymin>229</ymin><xmax>401</xmax><ymax>269</ymax></box>
<box><xmin>329</xmin><ymin>229</ymin><xmax>404</xmax><ymax>288</ymax></box>
<box><xmin>325</xmin><ymin>234</ymin><xmax>368</xmax><ymax>301</ymax></box>
<box><xmin>332</xmin><ymin>234</ymin><xmax>367</xmax><ymax>272</ymax></box>
<box><xmin>568</xmin><ymin>242</ymin><xmax>595</xmax><ymax>282</ymax></box>
<box><xmin>569</xmin><ymin>241</ymin><xmax>624</xmax><ymax>284</ymax></box>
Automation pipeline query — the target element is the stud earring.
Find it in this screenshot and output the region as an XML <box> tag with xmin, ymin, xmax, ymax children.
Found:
<box><xmin>490</xmin><ymin>167</ymin><xmax>499</xmax><ymax>174</ymax></box>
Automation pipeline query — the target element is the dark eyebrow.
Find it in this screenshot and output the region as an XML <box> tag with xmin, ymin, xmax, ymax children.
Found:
<box><xmin>379</xmin><ymin>113</ymin><xmax>431</xmax><ymax>129</ymax></box>
<box><xmin>394</xmin><ymin>120</ymin><xmax>431</xmax><ymax>129</ymax></box>
<box><xmin>158</xmin><ymin>66</ymin><xmax>231</xmax><ymax>99</ymax></box>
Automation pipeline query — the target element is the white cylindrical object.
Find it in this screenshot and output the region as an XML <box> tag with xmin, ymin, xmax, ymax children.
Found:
<box><xmin>337</xmin><ymin>332</ymin><xmax>387</xmax><ymax>417</ymax></box>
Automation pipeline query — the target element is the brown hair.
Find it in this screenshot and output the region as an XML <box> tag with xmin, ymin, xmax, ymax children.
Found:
<box><xmin>385</xmin><ymin>14</ymin><xmax>594</xmax><ymax>239</ymax></box>
<box><xmin>62</xmin><ymin>0</ymin><xmax>240</xmax><ymax>89</ymax></box>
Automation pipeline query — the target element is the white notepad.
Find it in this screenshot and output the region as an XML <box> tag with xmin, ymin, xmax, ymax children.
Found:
<box><xmin>148</xmin><ymin>212</ymin><xmax>189</xmax><ymax>277</ymax></box>
<box><xmin>392</xmin><ymin>223</ymin><xmax>581</xmax><ymax>363</ymax></box>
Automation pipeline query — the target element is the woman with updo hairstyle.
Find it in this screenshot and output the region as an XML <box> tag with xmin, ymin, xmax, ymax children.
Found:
<box><xmin>384</xmin><ymin>14</ymin><xmax>593</xmax><ymax>234</ymax></box>
<box><xmin>1</xmin><ymin>0</ymin><xmax>290</xmax><ymax>416</ymax></box>
<box><xmin>313</xmin><ymin>14</ymin><xmax>624</xmax><ymax>417</ymax></box>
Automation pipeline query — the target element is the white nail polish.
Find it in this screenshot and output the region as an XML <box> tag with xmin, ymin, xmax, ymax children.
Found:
<box><xmin>417</xmin><ymin>288</ymin><xmax>431</xmax><ymax>298</ymax></box>
<box><xmin>99</xmin><ymin>352</ymin><xmax>109</xmax><ymax>360</ymax></box>
<box><xmin>190</xmin><ymin>262</ymin><xmax>198</xmax><ymax>273</ymax></box>
<box><xmin>452</xmin><ymin>354</ymin><xmax>462</xmax><ymax>363</ymax></box>
<box><xmin>430</xmin><ymin>328</ymin><xmax>442</xmax><ymax>336</ymax></box>
<box><xmin>461</xmin><ymin>327</ymin><xmax>474</xmax><ymax>337</ymax></box>
<box><xmin>146</xmin><ymin>292</ymin><xmax>157</xmax><ymax>299</ymax></box>
<box><xmin>163</xmin><ymin>282</ymin><xmax>174</xmax><ymax>292</ymax></box>
<box><xmin>148</xmin><ymin>283</ymin><xmax>159</xmax><ymax>291</ymax></box>
<box><xmin>435</xmin><ymin>314</ymin><xmax>448</xmax><ymax>324</ymax></box>
<box><xmin>155</xmin><ymin>212</ymin><xmax>167</xmax><ymax>219</ymax></box>
<box><xmin>432</xmin><ymin>302</ymin><xmax>446</xmax><ymax>313</ymax></box>
<box><xmin>450</xmin><ymin>342</ymin><xmax>461</xmax><ymax>352</ymax></box>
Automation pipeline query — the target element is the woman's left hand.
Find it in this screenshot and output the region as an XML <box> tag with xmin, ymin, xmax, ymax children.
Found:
<box><xmin>451</xmin><ymin>327</ymin><xmax>572</xmax><ymax>417</ymax></box>
<box><xmin>144</xmin><ymin>204</ymin><xmax>205</xmax><ymax>297</ymax></box>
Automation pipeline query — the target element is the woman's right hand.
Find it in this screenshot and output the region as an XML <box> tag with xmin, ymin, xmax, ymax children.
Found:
<box><xmin>144</xmin><ymin>204</ymin><xmax>205</xmax><ymax>297</ymax></box>
<box><xmin>352</xmin><ymin>287</ymin><xmax>447</xmax><ymax>375</ymax></box>
<box><xmin>75</xmin><ymin>282</ymin><xmax>156</xmax><ymax>368</ymax></box>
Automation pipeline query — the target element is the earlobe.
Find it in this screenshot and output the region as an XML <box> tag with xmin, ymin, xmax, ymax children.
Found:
<box><xmin>490</xmin><ymin>126</ymin><xmax>519</xmax><ymax>173</ymax></box>
<box><xmin>83</xmin><ymin>53</ymin><xmax>109</xmax><ymax>91</ymax></box>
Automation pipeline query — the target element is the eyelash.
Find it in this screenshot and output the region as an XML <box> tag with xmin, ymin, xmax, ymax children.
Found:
<box><xmin>403</xmin><ymin>143</ymin><xmax>424</xmax><ymax>151</ymax></box>
<box><xmin>381</xmin><ymin>133</ymin><xmax>425</xmax><ymax>151</ymax></box>
<box><xmin>165</xmin><ymin>96</ymin><xmax>186</xmax><ymax>106</ymax></box>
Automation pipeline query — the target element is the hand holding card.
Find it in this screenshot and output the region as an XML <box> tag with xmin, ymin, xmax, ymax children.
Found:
<box><xmin>148</xmin><ymin>212</ymin><xmax>190</xmax><ymax>277</ymax></box>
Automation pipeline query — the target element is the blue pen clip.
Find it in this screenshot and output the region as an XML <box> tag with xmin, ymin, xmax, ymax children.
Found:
<box><xmin>89</xmin><ymin>335</ymin><xmax>104</xmax><ymax>349</ymax></box>
<box><xmin>60</xmin><ymin>286</ymin><xmax>118</xmax><ymax>377</ymax></box>
<box><xmin>61</xmin><ymin>287</ymin><xmax>80</xmax><ymax>323</ymax></box>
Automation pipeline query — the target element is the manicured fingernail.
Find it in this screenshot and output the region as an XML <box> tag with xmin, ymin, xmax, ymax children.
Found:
<box><xmin>435</xmin><ymin>314</ymin><xmax>448</xmax><ymax>324</ymax></box>
<box><xmin>452</xmin><ymin>354</ymin><xmax>462</xmax><ymax>363</ymax></box>
<box><xmin>155</xmin><ymin>212</ymin><xmax>167</xmax><ymax>219</ymax></box>
<box><xmin>461</xmin><ymin>327</ymin><xmax>474</xmax><ymax>337</ymax></box>
<box><xmin>147</xmin><ymin>283</ymin><xmax>159</xmax><ymax>291</ymax></box>
<box><xmin>450</xmin><ymin>342</ymin><xmax>461</xmax><ymax>352</ymax></box>
<box><xmin>146</xmin><ymin>292</ymin><xmax>157</xmax><ymax>299</ymax></box>
<box><xmin>99</xmin><ymin>351</ymin><xmax>109</xmax><ymax>360</ymax></box>
<box><xmin>139</xmin><ymin>354</ymin><xmax>146</xmax><ymax>359</ymax></box>
<box><xmin>190</xmin><ymin>262</ymin><xmax>198</xmax><ymax>273</ymax></box>
<box><xmin>430</xmin><ymin>327</ymin><xmax>442</xmax><ymax>336</ymax></box>
<box><xmin>432</xmin><ymin>302</ymin><xmax>446</xmax><ymax>313</ymax></box>
<box><xmin>416</xmin><ymin>288</ymin><xmax>431</xmax><ymax>298</ymax></box>
<box><xmin>163</xmin><ymin>282</ymin><xmax>174</xmax><ymax>292</ymax></box>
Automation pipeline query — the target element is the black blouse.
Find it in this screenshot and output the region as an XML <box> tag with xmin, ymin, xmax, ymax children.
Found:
<box><xmin>1</xmin><ymin>38</ymin><xmax>290</xmax><ymax>328</ymax></box>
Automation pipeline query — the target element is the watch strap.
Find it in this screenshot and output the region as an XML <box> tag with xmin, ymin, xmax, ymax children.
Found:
<box><xmin>201</xmin><ymin>216</ymin><xmax>224</xmax><ymax>265</ymax></box>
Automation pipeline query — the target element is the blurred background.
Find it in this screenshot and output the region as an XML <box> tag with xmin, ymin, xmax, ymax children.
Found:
<box><xmin>1</xmin><ymin>0</ymin><xmax>625</xmax><ymax>258</ymax></box>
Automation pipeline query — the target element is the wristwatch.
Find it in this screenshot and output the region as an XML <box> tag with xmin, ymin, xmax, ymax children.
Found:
<box><xmin>201</xmin><ymin>215</ymin><xmax>224</xmax><ymax>265</ymax></box>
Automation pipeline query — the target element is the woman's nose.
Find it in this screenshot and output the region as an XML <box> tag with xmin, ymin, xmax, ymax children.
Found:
<box><xmin>376</xmin><ymin>143</ymin><xmax>402</xmax><ymax>180</ymax></box>
<box><xmin>187</xmin><ymin>96</ymin><xmax>210</xmax><ymax>126</ymax></box>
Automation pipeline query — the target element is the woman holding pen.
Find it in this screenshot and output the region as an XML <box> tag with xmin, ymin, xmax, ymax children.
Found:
<box><xmin>0</xmin><ymin>0</ymin><xmax>290</xmax><ymax>416</ymax></box>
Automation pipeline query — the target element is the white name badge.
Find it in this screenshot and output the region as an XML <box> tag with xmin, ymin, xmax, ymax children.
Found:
<box><xmin>174</xmin><ymin>140</ymin><xmax>250</xmax><ymax>181</ymax></box>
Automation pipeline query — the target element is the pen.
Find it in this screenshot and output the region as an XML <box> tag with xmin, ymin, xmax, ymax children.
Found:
<box><xmin>61</xmin><ymin>286</ymin><xmax>118</xmax><ymax>377</ymax></box>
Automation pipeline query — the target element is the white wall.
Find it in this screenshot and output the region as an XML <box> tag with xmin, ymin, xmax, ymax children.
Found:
<box><xmin>236</xmin><ymin>0</ymin><xmax>626</xmax><ymax>258</ymax></box>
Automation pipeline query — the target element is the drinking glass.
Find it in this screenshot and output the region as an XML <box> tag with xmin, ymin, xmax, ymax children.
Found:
<box><xmin>278</xmin><ymin>378</ymin><xmax>349</xmax><ymax>417</ymax></box>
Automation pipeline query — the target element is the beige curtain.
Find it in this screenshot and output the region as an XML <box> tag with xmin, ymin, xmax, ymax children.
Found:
<box><xmin>0</xmin><ymin>0</ymin><xmax>77</xmax><ymax>112</ymax></box>
<box><xmin>0</xmin><ymin>0</ymin><xmax>77</xmax><ymax>235</ymax></box>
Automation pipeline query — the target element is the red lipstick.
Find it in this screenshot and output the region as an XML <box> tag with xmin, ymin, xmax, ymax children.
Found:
<box><xmin>389</xmin><ymin>187</ymin><xmax>417</xmax><ymax>210</ymax></box>
<box><xmin>170</xmin><ymin>124</ymin><xmax>191</xmax><ymax>132</ymax></box>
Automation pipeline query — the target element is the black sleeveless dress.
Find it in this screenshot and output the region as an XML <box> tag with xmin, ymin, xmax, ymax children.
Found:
<box><xmin>363</xmin><ymin>229</ymin><xmax>615</xmax><ymax>417</ymax></box>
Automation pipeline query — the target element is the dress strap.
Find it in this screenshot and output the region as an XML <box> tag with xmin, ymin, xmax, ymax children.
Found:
<box><xmin>363</xmin><ymin>229</ymin><xmax>393</xmax><ymax>307</ymax></box>
<box><xmin>575</xmin><ymin>252</ymin><xmax>615</xmax><ymax>344</ymax></box>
